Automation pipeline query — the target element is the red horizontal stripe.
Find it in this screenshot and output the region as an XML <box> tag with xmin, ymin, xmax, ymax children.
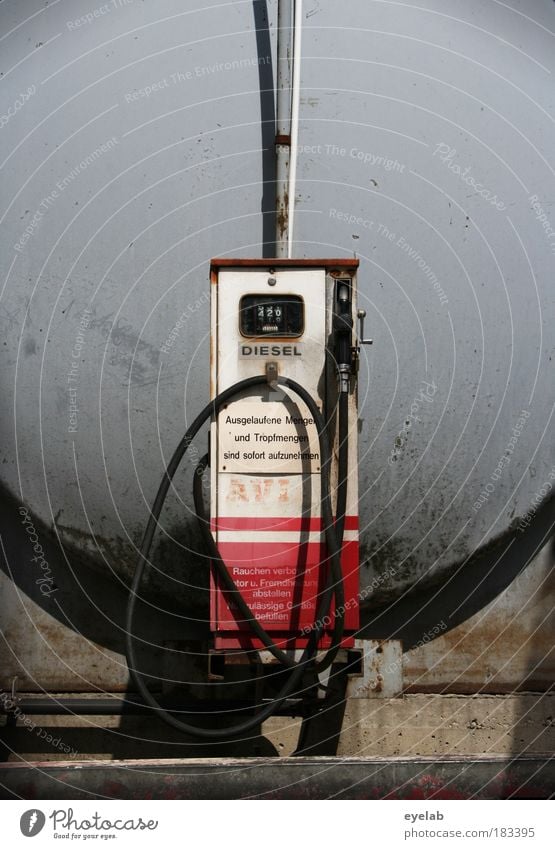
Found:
<box><xmin>211</xmin><ymin>515</ymin><xmax>359</xmax><ymax>532</ymax></box>
<box><xmin>214</xmin><ymin>635</ymin><xmax>356</xmax><ymax>651</ymax></box>
<box><xmin>216</xmin><ymin>539</ymin><xmax>359</xmax><ymax>570</ymax></box>
<box><xmin>217</xmin><ymin>540</ymin><xmax>324</xmax><ymax>569</ymax></box>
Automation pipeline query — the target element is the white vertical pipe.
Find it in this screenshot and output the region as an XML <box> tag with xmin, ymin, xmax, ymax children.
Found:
<box><xmin>275</xmin><ymin>0</ymin><xmax>292</xmax><ymax>257</ymax></box>
<box><xmin>287</xmin><ymin>0</ymin><xmax>302</xmax><ymax>258</ymax></box>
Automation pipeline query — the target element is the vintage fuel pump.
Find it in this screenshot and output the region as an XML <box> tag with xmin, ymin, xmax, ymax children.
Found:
<box><xmin>126</xmin><ymin>257</ymin><xmax>369</xmax><ymax>741</ymax></box>
<box><xmin>209</xmin><ymin>259</ymin><xmax>360</xmax><ymax>652</ymax></box>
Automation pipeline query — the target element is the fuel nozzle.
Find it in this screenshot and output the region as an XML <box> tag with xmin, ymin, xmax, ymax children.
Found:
<box><xmin>333</xmin><ymin>280</ymin><xmax>354</xmax><ymax>394</ymax></box>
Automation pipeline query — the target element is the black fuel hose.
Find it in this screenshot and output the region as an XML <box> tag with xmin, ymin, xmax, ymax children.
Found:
<box><xmin>125</xmin><ymin>375</ymin><xmax>349</xmax><ymax>739</ymax></box>
<box><xmin>192</xmin><ymin>390</ymin><xmax>349</xmax><ymax>673</ymax></box>
<box><xmin>334</xmin><ymin>391</ymin><xmax>349</xmax><ymax>545</ymax></box>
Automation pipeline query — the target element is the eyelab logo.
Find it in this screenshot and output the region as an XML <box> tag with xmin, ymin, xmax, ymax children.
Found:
<box><xmin>20</xmin><ymin>810</ymin><xmax>46</xmax><ymax>837</ymax></box>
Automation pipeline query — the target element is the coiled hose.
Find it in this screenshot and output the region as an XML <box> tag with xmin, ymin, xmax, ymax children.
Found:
<box><xmin>125</xmin><ymin>375</ymin><xmax>349</xmax><ymax>739</ymax></box>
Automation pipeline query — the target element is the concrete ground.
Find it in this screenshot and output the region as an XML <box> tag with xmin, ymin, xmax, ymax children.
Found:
<box><xmin>1</xmin><ymin>692</ymin><xmax>553</xmax><ymax>761</ymax></box>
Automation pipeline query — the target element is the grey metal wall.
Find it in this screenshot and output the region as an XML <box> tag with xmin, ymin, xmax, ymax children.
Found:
<box><xmin>1</xmin><ymin>0</ymin><xmax>554</xmax><ymax>612</ymax></box>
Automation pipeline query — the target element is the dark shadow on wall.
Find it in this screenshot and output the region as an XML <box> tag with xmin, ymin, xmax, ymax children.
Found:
<box><xmin>0</xmin><ymin>479</ymin><xmax>209</xmax><ymax>668</ymax></box>
<box><xmin>2</xmin><ymin>477</ymin><xmax>554</xmax><ymax>761</ymax></box>
<box><xmin>0</xmin><ymin>481</ymin><xmax>278</xmax><ymax>761</ymax></box>
<box><xmin>509</xmin><ymin>532</ymin><xmax>554</xmax><ymax>762</ymax></box>
<box><xmin>2</xmin><ymin>480</ymin><xmax>555</xmax><ymax>677</ymax></box>
<box><xmin>359</xmin><ymin>493</ymin><xmax>555</xmax><ymax>651</ymax></box>
<box><xmin>252</xmin><ymin>0</ymin><xmax>277</xmax><ymax>256</ymax></box>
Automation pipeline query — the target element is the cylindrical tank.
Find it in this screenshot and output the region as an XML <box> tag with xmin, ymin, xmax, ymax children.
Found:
<box><xmin>1</xmin><ymin>0</ymin><xmax>554</xmax><ymax>615</ymax></box>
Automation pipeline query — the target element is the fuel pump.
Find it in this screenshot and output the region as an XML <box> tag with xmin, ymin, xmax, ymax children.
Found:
<box><xmin>126</xmin><ymin>258</ymin><xmax>364</xmax><ymax>741</ymax></box>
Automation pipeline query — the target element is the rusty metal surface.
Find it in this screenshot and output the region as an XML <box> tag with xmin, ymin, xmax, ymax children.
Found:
<box><xmin>1</xmin><ymin>755</ymin><xmax>553</xmax><ymax>800</ymax></box>
<box><xmin>274</xmin><ymin>0</ymin><xmax>291</xmax><ymax>256</ymax></box>
<box><xmin>1</xmin><ymin>530</ymin><xmax>553</xmax><ymax>695</ymax></box>
<box><xmin>210</xmin><ymin>258</ymin><xmax>360</xmax><ymax>270</ymax></box>
<box><xmin>0</xmin><ymin>0</ymin><xmax>554</xmax><ymax>741</ymax></box>
<box><xmin>401</xmin><ymin>542</ymin><xmax>555</xmax><ymax>694</ymax></box>
<box><xmin>347</xmin><ymin>640</ymin><xmax>403</xmax><ymax>699</ymax></box>
<box><xmin>1</xmin><ymin>0</ymin><xmax>555</xmax><ymax>630</ymax></box>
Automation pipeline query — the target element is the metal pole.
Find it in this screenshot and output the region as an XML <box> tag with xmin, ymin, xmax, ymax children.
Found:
<box><xmin>287</xmin><ymin>0</ymin><xmax>302</xmax><ymax>258</ymax></box>
<box><xmin>275</xmin><ymin>0</ymin><xmax>292</xmax><ymax>257</ymax></box>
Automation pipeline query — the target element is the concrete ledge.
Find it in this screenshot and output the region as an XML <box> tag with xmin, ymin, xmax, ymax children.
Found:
<box><xmin>264</xmin><ymin>693</ymin><xmax>555</xmax><ymax>757</ymax></box>
<box><xmin>0</xmin><ymin>754</ymin><xmax>553</xmax><ymax>800</ymax></box>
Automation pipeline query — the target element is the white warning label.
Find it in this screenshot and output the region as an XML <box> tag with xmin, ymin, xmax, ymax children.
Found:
<box><xmin>218</xmin><ymin>400</ymin><xmax>321</xmax><ymax>474</ymax></box>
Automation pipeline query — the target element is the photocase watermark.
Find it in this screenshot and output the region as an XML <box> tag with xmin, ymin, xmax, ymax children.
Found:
<box><xmin>66</xmin><ymin>0</ymin><xmax>134</xmax><ymax>30</ymax></box>
<box><xmin>298</xmin><ymin>564</ymin><xmax>398</xmax><ymax>637</ymax></box>
<box><xmin>329</xmin><ymin>210</ymin><xmax>449</xmax><ymax>305</ymax></box>
<box><xmin>0</xmin><ymin>85</ymin><xmax>36</xmax><ymax>129</ymax></box>
<box><xmin>160</xmin><ymin>289</ymin><xmax>210</xmax><ymax>355</ymax></box>
<box><xmin>124</xmin><ymin>56</ymin><xmax>271</xmax><ymax>103</ymax></box>
<box><xmin>517</xmin><ymin>466</ymin><xmax>555</xmax><ymax>532</ymax></box>
<box><xmin>473</xmin><ymin>409</ymin><xmax>530</xmax><ymax>512</ymax></box>
<box><xmin>14</xmin><ymin>137</ymin><xmax>119</xmax><ymax>252</ymax></box>
<box><xmin>67</xmin><ymin>309</ymin><xmax>92</xmax><ymax>434</ymax></box>
<box><xmin>529</xmin><ymin>194</ymin><xmax>555</xmax><ymax>255</ymax></box>
<box><xmin>19</xmin><ymin>807</ymin><xmax>158</xmax><ymax>837</ymax></box>
<box><xmin>1</xmin><ymin>691</ymin><xmax>78</xmax><ymax>757</ymax></box>
<box><xmin>86</xmin><ymin>310</ymin><xmax>160</xmax><ymax>383</ymax></box>
<box><xmin>378</xmin><ymin>621</ymin><xmax>448</xmax><ymax>677</ymax></box>
<box><xmin>359</xmin><ymin>563</ymin><xmax>398</xmax><ymax>602</ymax></box>
<box><xmin>19</xmin><ymin>505</ymin><xmax>58</xmax><ymax>597</ymax></box>
<box><xmin>299</xmin><ymin>143</ymin><xmax>405</xmax><ymax>173</ymax></box>
<box><xmin>395</xmin><ymin>234</ymin><xmax>449</xmax><ymax>305</ymax></box>
<box><xmin>388</xmin><ymin>379</ymin><xmax>438</xmax><ymax>465</ymax></box>
<box><xmin>20</xmin><ymin>809</ymin><xmax>46</xmax><ymax>837</ymax></box>
<box><xmin>433</xmin><ymin>142</ymin><xmax>506</xmax><ymax>211</ymax></box>
<box><xmin>329</xmin><ymin>207</ymin><xmax>373</xmax><ymax>231</ymax></box>
<box><xmin>378</xmin><ymin>220</ymin><xmax>449</xmax><ymax>306</ymax></box>
<box><xmin>52</xmin><ymin>808</ymin><xmax>158</xmax><ymax>835</ymax></box>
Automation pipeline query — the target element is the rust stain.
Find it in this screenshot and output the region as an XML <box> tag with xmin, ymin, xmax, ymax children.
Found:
<box><xmin>252</xmin><ymin>479</ymin><xmax>273</xmax><ymax>503</ymax></box>
<box><xmin>225</xmin><ymin>478</ymin><xmax>293</xmax><ymax>504</ymax></box>
<box><xmin>210</xmin><ymin>269</ymin><xmax>217</xmax><ymax>400</ymax></box>
<box><xmin>227</xmin><ymin>479</ymin><xmax>248</xmax><ymax>502</ymax></box>
<box><xmin>276</xmin><ymin>189</ymin><xmax>289</xmax><ymax>241</ymax></box>
<box><xmin>210</xmin><ymin>258</ymin><xmax>359</xmax><ymax>271</ymax></box>
<box><xmin>278</xmin><ymin>479</ymin><xmax>290</xmax><ymax>502</ymax></box>
<box><xmin>404</xmin><ymin>604</ymin><xmax>555</xmax><ymax>694</ymax></box>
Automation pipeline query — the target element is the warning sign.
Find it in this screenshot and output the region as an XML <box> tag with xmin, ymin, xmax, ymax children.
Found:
<box><xmin>218</xmin><ymin>559</ymin><xmax>322</xmax><ymax>627</ymax></box>
<box><xmin>218</xmin><ymin>400</ymin><xmax>321</xmax><ymax>474</ymax></box>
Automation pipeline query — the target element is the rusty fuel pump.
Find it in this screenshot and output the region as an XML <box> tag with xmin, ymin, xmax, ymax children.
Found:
<box><xmin>125</xmin><ymin>257</ymin><xmax>370</xmax><ymax>742</ymax></box>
